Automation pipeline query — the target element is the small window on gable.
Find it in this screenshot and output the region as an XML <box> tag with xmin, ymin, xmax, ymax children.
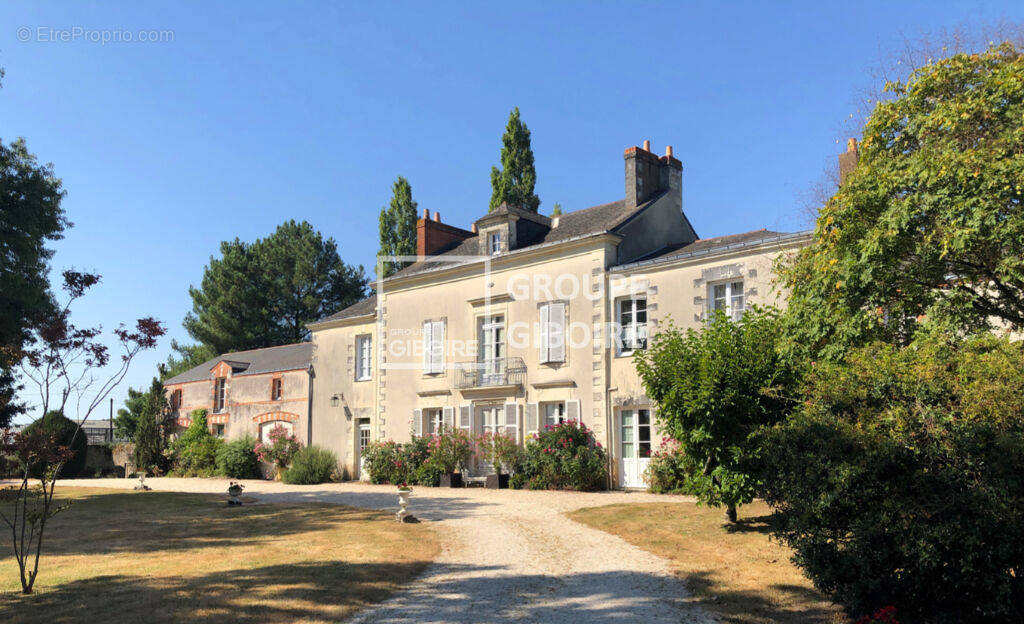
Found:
<box><xmin>489</xmin><ymin>232</ymin><xmax>501</xmax><ymax>255</ymax></box>
<box><xmin>271</xmin><ymin>377</ymin><xmax>283</xmax><ymax>401</ymax></box>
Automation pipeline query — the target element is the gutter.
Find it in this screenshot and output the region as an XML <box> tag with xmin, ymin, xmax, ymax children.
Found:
<box><xmin>611</xmin><ymin>230</ymin><xmax>812</xmax><ymax>272</ymax></box>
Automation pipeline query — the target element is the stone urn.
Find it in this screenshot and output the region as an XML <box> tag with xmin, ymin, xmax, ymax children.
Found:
<box><xmin>227</xmin><ymin>481</ymin><xmax>244</xmax><ymax>506</ymax></box>
<box><xmin>396</xmin><ymin>486</ymin><xmax>413</xmax><ymax>522</ymax></box>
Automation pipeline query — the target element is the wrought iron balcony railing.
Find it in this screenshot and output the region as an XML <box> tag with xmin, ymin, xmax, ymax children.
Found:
<box><xmin>453</xmin><ymin>357</ymin><xmax>526</xmax><ymax>389</ymax></box>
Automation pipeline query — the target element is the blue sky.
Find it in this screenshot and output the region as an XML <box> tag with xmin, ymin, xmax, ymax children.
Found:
<box><xmin>2</xmin><ymin>1</ymin><xmax>1021</xmax><ymax>422</ymax></box>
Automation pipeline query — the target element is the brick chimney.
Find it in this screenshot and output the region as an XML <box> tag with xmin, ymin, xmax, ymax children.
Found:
<box><xmin>838</xmin><ymin>138</ymin><xmax>859</xmax><ymax>185</ymax></box>
<box><xmin>416</xmin><ymin>210</ymin><xmax>474</xmax><ymax>257</ymax></box>
<box><xmin>625</xmin><ymin>141</ymin><xmax>682</xmax><ymax>208</ymax></box>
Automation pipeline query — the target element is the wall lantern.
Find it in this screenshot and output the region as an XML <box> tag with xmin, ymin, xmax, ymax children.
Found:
<box><xmin>330</xmin><ymin>394</ymin><xmax>341</xmax><ymax>408</ymax></box>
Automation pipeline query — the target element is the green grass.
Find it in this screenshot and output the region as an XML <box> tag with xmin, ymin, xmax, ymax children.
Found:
<box><xmin>1</xmin><ymin>487</ymin><xmax>438</xmax><ymax>623</ymax></box>
<box><xmin>570</xmin><ymin>501</ymin><xmax>847</xmax><ymax>624</ymax></box>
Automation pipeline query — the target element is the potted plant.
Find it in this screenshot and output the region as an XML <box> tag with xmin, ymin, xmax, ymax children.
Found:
<box><xmin>477</xmin><ymin>431</ymin><xmax>519</xmax><ymax>489</ymax></box>
<box><xmin>254</xmin><ymin>425</ymin><xmax>301</xmax><ymax>480</ymax></box>
<box><xmin>427</xmin><ymin>426</ymin><xmax>473</xmax><ymax>488</ymax></box>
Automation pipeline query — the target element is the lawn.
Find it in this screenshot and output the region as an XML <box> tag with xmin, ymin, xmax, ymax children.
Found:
<box><xmin>569</xmin><ymin>501</ymin><xmax>847</xmax><ymax>624</ymax></box>
<box><xmin>0</xmin><ymin>487</ymin><xmax>438</xmax><ymax>623</ymax></box>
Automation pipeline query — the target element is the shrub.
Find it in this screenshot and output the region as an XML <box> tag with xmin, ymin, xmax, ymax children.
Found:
<box><xmin>254</xmin><ymin>424</ymin><xmax>301</xmax><ymax>473</ymax></box>
<box><xmin>754</xmin><ymin>337</ymin><xmax>1024</xmax><ymax>623</ymax></box>
<box><xmin>171</xmin><ymin>410</ymin><xmax>222</xmax><ymax>476</ymax></box>
<box><xmin>361</xmin><ymin>439</ymin><xmax>404</xmax><ymax>484</ymax></box>
<box><xmin>475</xmin><ymin>431</ymin><xmax>521</xmax><ymax>474</ymax></box>
<box><xmin>282</xmin><ymin>445</ymin><xmax>338</xmax><ymax>484</ymax></box>
<box><xmin>643</xmin><ymin>437</ymin><xmax>689</xmax><ymax>494</ymax></box>
<box><xmin>425</xmin><ymin>426</ymin><xmax>474</xmax><ymax>475</ymax></box>
<box><xmin>22</xmin><ymin>411</ymin><xmax>87</xmax><ymax>477</ymax></box>
<box><xmin>215</xmin><ymin>436</ymin><xmax>260</xmax><ymax>478</ymax></box>
<box><xmin>514</xmin><ymin>420</ymin><xmax>607</xmax><ymax>491</ymax></box>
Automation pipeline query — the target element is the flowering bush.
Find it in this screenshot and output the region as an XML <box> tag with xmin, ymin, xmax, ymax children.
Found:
<box><xmin>855</xmin><ymin>606</ymin><xmax>898</xmax><ymax>624</ymax></box>
<box><xmin>362</xmin><ymin>436</ymin><xmax>441</xmax><ymax>485</ymax></box>
<box><xmin>426</xmin><ymin>426</ymin><xmax>474</xmax><ymax>475</ymax></box>
<box><xmin>475</xmin><ymin>431</ymin><xmax>521</xmax><ymax>474</ymax></box>
<box><xmin>254</xmin><ymin>424</ymin><xmax>301</xmax><ymax>474</ymax></box>
<box><xmin>643</xmin><ymin>437</ymin><xmax>689</xmax><ymax>494</ymax></box>
<box><xmin>512</xmin><ymin>420</ymin><xmax>607</xmax><ymax>491</ymax></box>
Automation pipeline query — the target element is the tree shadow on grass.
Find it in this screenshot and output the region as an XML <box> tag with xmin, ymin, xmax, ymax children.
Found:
<box><xmin>0</xmin><ymin>488</ymin><xmax>484</xmax><ymax>560</ymax></box>
<box><xmin>722</xmin><ymin>513</ymin><xmax>778</xmax><ymax>536</ymax></box>
<box><xmin>678</xmin><ymin>570</ymin><xmax>847</xmax><ymax>624</ymax></box>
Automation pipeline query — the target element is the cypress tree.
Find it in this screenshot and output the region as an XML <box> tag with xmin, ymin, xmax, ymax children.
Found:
<box><xmin>489</xmin><ymin>107</ymin><xmax>540</xmax><ymax>212</ymax></box>
<box><xmin>377</xmin><ymin>176</ymin><xmax>418</xmax><ymax>277</ymax></box>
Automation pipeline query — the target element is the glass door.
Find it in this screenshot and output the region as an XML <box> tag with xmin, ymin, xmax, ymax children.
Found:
<box><xmin>478</xmin><ymin>315</ymin><xmax>505</xmax><ymax>385</ymax></box>
<box><xmin>618</xmin><ymin>408</ymin><xmax>652</xmax><ymax>488</ymax></box>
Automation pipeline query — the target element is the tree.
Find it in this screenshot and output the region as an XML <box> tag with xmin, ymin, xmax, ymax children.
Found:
<box><xmin>780</xmin><ymin>43</ymin><xmax>1024</xmax><ymax>362</ymax></box>
<box><xmin>132</xmin><ymin>378</ymin><xmax>168</xmax><ymax>474</ymax></box>
<box><xmin>21</xmin><ymin>411</ymin><xmax>87</xmax><ymax>478</ymax></box>
<box><xmin>4</xmin><ymin>270</ymin><xmax>163</xmax><ymax>594</ymax></box>
<box><xmin>0</xmin><ymin>137</ymin><xmax>69</xmax><ymax>426</ymax></box>
<box><xmin>634</xmin><ymin>308</ymin><xmax>796</xmax><ymax>522</ymax></box>
<box><xmin>377</xmin><ymin>176</ymin><xmax>418</xmax><ymax>277</ymax></box>
<box><xmin>185</xmin><ymin>220</ymin><xmax>367</xmax><ymax>353</ymax></box>
<box><xmin>489</xmin><ymin>107</ymin><xmax>540</xmax><ymax>212</ymax></box>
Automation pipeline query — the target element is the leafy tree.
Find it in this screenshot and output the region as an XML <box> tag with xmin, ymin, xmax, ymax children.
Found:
<box><xmin>377</xmin><ymin>176</ymin><xmax>418</xmax><ymax>277</ymax></box>
<box><xmin>0</xmin><ymin>137</ymin><xmax>69</xmax><ymax>426</ymax></box>
<box><xmin>489</xmin><ymin>107</ymin><xmax>540</xmax><ymax>212</ymax></box>
<box><xmin>132</xmin><ymin>378</ymin><xmax>168</xmax><ymax>473</ymax></box>
<box><xmin>754</xmin><ymin>337</ymin><xmax>1024</xmax><ymax>622</ymax></box>
<box><xmin>780</xmin><ymin>43</ymin><xmax>1024</xmax><ymax>362</ymax></box>
<box><xmin>171</xmin><ymin>410</ymin><xmax>221</xmax><ymax>476</ymax></box>
<box><xmin>21</xmin><ymin>411</ymin><xmax>87</xmax><ymax>478</ymax></box>
<box><xmin>185</xmin><ymin>220</ymin><xmax>367</xmax><ymax>353</ymax></box>
<box><xmin>634</xmin><ymin>308</ymin><xmax>795</xmax><ymax>522</ymax></box>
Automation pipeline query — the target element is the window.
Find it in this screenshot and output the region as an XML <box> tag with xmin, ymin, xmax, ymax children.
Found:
<box><xmin>478</xmin><ymin>315</ymin><xmax>505</xmax><ymax>384</ymax></box>
<box><xmin>481</xmin><ymin>404</ymin><xmax>518</xmax><ymax>438</ymax></box>
<box><xmin>539</xmin><ymin>302</ymin><xmax>566</xmax><ymax>364</ymax></box>
<box><xmin>259</xmin><ymin>420</ymin><xmax>293</xmax><ymax>442</ymax></box>
<box><xmin>425</xmin><ymin>408</ymin><xmax>444</xmax><ymax>435</ymax></box>
<box><xmin>542</xmin><ymin>401</ymin><xmax>566</xmax><ymax>427</ymax></box>
<box><xmin>621</xmin><ymin>408</ymin><xmax>652</xmax><ymax>458</ymax></box>
<box><xmin>271</xmin><ymin>377</ymin><xmax>283</xmax><ymax>401</ymax></box>
<box><xmin>212</xmin><ymin>423</ymin><xmax>225</xmax><ymax>438</ymax></box>
<box><xmin>710</xmin><ymin>280</ymin><xmax>745</xmax><ymax>321</ymax></box>
<box><xmin>422</xmin><ymin>321</ymin><xmax>445</xmax><ymax>374</ymax></box>
<box><xmin>356</xmin><ymin>335</ymin><xmax>372</xmax><ymax>380</ymax></box>
<box><xmin>616</xmin><ymin>297</ymin><xmax>647</xmax><ymax>354</ymax></box>
<box><xmin>489</xmin><ymin>232</ymin><xmax>501</xmax><ymax>255</ymax></box>
<box><xmin>169</xmin><ymin>388</ymin><xmax>182</xmax><ymax>410</ymax></box>
<box><xmin>213</xmin><ymin>377</ymin><xmax>227</xmax><ymax>413</ymax></box>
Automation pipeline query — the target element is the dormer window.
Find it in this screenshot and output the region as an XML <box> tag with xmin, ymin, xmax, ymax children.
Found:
<box><xmin>213</xmin><ymin>377</ymin><xmax>227</xmax><ymax>413</ymax></box>
<box><xmin>489</xmin><ymin>232</ymin><xmax>501</xmax><ymax>255</ymax></box>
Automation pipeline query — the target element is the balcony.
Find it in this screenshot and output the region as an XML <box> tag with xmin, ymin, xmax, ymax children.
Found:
<box><xmin>453</xmin><ymin>357</ymin><xmax>526</xmax><ymax>391</ymax></box>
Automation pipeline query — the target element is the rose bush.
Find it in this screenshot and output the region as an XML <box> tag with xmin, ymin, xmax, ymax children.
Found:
<box><xmin>643</xmin><ymin>437</ymin><xmax>689</xmax><ymax>494</ymax></box>
<box><xmin>254</xmin><ymin>424</ymin><xmax>301</xmax><ymax>477</ymax></box>
<box><xmin>512</xmin><ymin>420</ymin><xmax>606</xmax><ymax>491</ymax></box>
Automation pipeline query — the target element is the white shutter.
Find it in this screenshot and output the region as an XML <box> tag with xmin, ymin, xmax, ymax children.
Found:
<box><xmin>459</xmin><ymin>405</ymin><xmax>471</xmax><ymax>433</ymax></box>
<box><xmin>525</xmin><ymin>403</ymin><xmax>538</xmax><ymax>438</ymax></box>
<box><xmin>503</xmin><ymin>402</ymin><xmax>518</xmax><ymax>443</ymax></box>
<box><xmin>431</xmin><ymin>320</ymin><xmax>445</xmax><ymax>373</ymax></box>
<box><xmin>550</xmin><ymin>302</ymin><xmax>566</xmax><ymax>363</ymax></box>
<box><xmin>442</xmin><ymin>406</ymin><xmax>454</xmax><ymax>431</ymax></box>
<box><xmin>566</xmin><ymin>399</ymin><xmax>580</xmax><ymax>424</ymax></box>
<box><xmin>539</xmin><ymin>304</ymin><xmax>550</xmax><ymax>363</ymax></box>
<box><xmin>412</xmin><ymin>409</ymin><xmax>422</xmax><ymax>437</ymax></box>
<box><xmin>422</xmin><ymin>321</ymin><xmax>432</xmax><ymax>373</ymax></box>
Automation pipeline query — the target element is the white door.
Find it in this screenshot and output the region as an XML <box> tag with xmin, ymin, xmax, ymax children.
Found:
<box><xmin>475</xmin><ymin>405</ymin><xmax>503</xmax><ymax>475</ymax></box>
<box><xmin>619</xmin><ymin>408</ymin><xmax>652</xmax><ymax>488</ymax></box>
<box><xmin>357</xmin><ymin>421</ymin><xmax>371</xmax><ymax>481</ymax></box>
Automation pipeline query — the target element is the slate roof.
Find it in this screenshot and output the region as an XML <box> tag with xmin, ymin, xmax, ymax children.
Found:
<box><xmin>613</xmin><ymin>229</ymin><xmax>811</xmax><ymax>270</ymax></box>
<box><xmin>163</xmin><ymin>342</ymin><xmax>313</xmax><ymax>385</ymax></box>
<box><xmin>309</xmin><ymin>293</ymin><xmax>377</xmax><ymax>326</ymax></box>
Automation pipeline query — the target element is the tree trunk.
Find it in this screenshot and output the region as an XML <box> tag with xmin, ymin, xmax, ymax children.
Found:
<box><xmin>725</xmin><ymin>505</ymin><xmax>738</xmax><ymax>524</ymax></box>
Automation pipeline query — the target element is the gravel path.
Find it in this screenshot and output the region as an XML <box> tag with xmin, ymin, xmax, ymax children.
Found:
<box><xmin>55</xmin><ymin>477</ymin><xmax>714</xmax><ymax>623</ymax></box>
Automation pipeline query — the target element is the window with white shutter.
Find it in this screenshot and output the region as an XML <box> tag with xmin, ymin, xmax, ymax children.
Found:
<box><xmin>412</xmin><ymin>408</ymin><xmax>423</xmax><ymax>436</ymax></box>
<box><xmin>355</xmin><ymin>335</ymin><xmax>372</xmax><ymax>381</ymax></box>
<box><xmin>525</xmin><ymin>403</ymin><xmax>539</xmax><ymax>438</ymax></box>
<box><xmin>422</xmin><ymin>320</ymin><xmax>445</xmax><ymax>374</ymax></box>
<box><xmin>539</xmin><ymin>302</ymin><xmax>566</xmax><ymax>364</ymax></box>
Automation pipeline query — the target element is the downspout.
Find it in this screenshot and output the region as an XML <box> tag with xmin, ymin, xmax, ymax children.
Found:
<box><xmin>306</xmin><ymin>363</ymin><xmax>315</xmax><ymax>447</ymax></box>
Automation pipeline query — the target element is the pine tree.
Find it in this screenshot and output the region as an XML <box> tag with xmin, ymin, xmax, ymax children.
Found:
<box><xmin>489</xmin><ymin>107</ymin><xmax>540</xmax><ymax>212</ymax></box>
<box><xmin>377</xmin><ymin>176</ymin><xmax>418</xmax><ymax>277</ymax></box>
<box><xmin>184</xmin><ymin>220</ymin><xmax>367</xmax><ymax>353</ymax></box>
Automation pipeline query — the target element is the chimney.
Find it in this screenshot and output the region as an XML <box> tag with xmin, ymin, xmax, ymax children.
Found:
<box><xmin>838</xmin><ymin>138</ymin><xmax>859</xmax><ymax>185</ymax></box>
<box><xmin>625</xmin><ymin>141</ymin><xmax>682</xmax><ymax>208</ymax></box>
<box><xmin>416</xmin><ymin>211</ymin><xmax>474</xmax><ymax>257</ymax></box>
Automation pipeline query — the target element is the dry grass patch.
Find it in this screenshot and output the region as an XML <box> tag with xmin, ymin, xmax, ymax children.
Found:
<box><xmin>569</xmin><ymin>501</ymin><xmax>847</xmax><ymax>624</ymax></box>
<box><xmin>1</xmin><ymin>486</ymin><xmax>438</xmax><ymax>623</ymax></box>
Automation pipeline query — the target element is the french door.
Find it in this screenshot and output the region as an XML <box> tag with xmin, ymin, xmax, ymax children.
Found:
<box><xmin>478</xmin><ymin>315</ymin><xmax>505</xmax><ymax>385</ymax></box>
<box><xmin>619</xmin><ymin>408</ymin><xmax>652</xmax><ymax>488</ymax></box>
<box><xmin>357</xmin><ymin>420</ymin><xmax>371</xmax><ymax>480</ymax></box>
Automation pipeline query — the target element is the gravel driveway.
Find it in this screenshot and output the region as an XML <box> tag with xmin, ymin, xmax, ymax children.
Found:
<box><xmin>57</xmin><ymin>477</ymin><xmax>713</xmax><ymax>623</ymax></box>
